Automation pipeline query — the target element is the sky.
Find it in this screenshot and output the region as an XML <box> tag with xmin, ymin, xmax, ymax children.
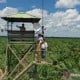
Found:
<box><xmin>0</xmin><ymin>0</ymin><xmax>80</xmax><ymax>37</ymax></box>
<box><xmin>0</xmin><ymin>0</ymin><xmax>56</xmax><ymax>12</ymax></box>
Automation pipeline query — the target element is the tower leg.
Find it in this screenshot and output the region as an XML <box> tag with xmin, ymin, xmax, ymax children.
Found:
<box><xmin>7</xmin><ymin>46</ymin><xmax>11</xmax><ymax>80</ymax></box>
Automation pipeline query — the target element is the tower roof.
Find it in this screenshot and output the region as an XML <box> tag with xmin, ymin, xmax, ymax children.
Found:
<box><xmin>1</xmin><ymin>13</ymin><xmax>41</xmax><ymax>23</ymax></box>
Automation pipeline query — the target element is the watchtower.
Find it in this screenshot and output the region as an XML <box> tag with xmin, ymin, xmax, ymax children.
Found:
<box><xmin>2</xmin><ymin>13</ymin><xmax>41</xmax><ymax>80</ymax></box>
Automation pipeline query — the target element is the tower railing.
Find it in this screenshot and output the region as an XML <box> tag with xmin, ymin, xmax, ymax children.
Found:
<box><xmin>8</xmin><ymin>30</ymin><xmax>35</xmax><ymax>42</ymax></box>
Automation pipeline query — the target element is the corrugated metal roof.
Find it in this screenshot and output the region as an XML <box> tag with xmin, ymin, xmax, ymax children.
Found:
<box><xmin>2</xmin><ymin>13</ymin><xmax>41</xmax><ymax>22</ymax></box>
<box><xmin>7</xmin><ymin>13</ymin><xmax>38</xmax><ymax>18</ymax></box>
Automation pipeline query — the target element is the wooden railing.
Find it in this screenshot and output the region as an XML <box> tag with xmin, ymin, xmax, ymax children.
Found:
<box><xmin>8</xmin><ymin>30</ymin><xmax>35</xmax><ymax>42</ymax></box>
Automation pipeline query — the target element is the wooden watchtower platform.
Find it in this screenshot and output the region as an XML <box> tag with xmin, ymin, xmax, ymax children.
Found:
<box><xmin>2</xmin><ymin>13</ymin><xmax>42</xmax><ymax>80</ymax></box>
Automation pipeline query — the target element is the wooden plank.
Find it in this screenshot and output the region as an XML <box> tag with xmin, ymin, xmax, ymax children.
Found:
<box><xmin>9</xmin><ymin>38</ymin><xmax>34</xmax><ymax>42</ymax></box>
<box><xmin>13</xmin><ymin>62</ymin><xmax>34</xmax><ymax>80</ymax></box>
<box><xmin>9</xmin><ymin>42</ymin><xmax>35</xmax><ymax>44</ymax></box>
<box><xmin>8</xmin><ymin>30</ymin><xmax>35</xmax><ymax>42</ymax></box>
<box><xmin>13</xmin><ymin>61</ymin><xmax>52</xmax><ymax>80</ymax></box>
<box><xmin>8</xmin><ymin>30</ymin><xmax>34</xmax><ymax>34</ymax></box>
<box><xmin>33</xmin><ymin>61</ymin><xmax>52</xmax><ymax>65</ymax></box>
<box><xmin>8</xmin><ymin>34</ymin><xmax>34</xmax><ymax>38</ymax></box>
<box><xmin>8</xmin><ymin>46</ymin><xmax>25</xmax><ymax>67</ymax></box>
<box><xmin>7</xmin><ymin>45</ymin><xmax>33</xmax><ymax>79</ymax></box>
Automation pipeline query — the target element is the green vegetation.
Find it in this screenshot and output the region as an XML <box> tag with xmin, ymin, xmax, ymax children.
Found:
<box><xmin>0</xmin><ymin>37</ymin><xmax>80</xmax><ymax>80</ymax></box>
<box><xmin>0</xmin><ymin>37</ymin><xmax>7</xmax><ymax>68</ymax></box>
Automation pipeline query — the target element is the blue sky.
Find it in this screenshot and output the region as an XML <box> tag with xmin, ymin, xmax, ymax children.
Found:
<box><xmin>0</xmin><ymin>0</ymin><xmax>80</xmax><ymax>13</ymax></box>
<box><xmin>0</xmin><ymin>0</ymin><xmax>58</xmax><ymax>12</ymax></box>
<box><xmin>0</xmin><ymin>0</ymin><xmax>80</xmax><ymax>16</ymax></box>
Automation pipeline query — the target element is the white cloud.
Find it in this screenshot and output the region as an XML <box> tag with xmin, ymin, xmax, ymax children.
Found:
<box><xmin>26</xmin><ymin>8</ymin><xmax>48</xmax><ymax>18</ymax></box>
<box><xmin>32</xmin><ymin>5</ymin><xmax>36</xmax><ymax>9</ymax></box>
<box><xmin>25</xmin><ymin>8</ymin><xmax>80</xmax><ymax>37</ymax></box>
<box><xmin>0</xmin><ymin>0</ymin><xmax>6</xmax><ymax>3</ymax></box>
<box><xmin>1</xmin><ymin>8</ymin><xmax>80</xmax><ymax>37</ymax></box>
<box><xmin>0</xmin><ymin>7</ymin><xmax>18</xmax><ymax>17</ymax></box>
<box><xmin>44</xmin><ymin>9</ymin><xmax>80</xmax><ymax>37</ymax></box>
<box><xmin>0</xmin><ymin>7</ymin><xmax>18</xmax><ymax>36</ymax></box>
<box><xmin>55</xmin><ymin>0</ymin><xmax>80</xmax><ymax>8</ymax></box>
<box><xmin>26</xmin><ymin>9</ymin><xmax>48</xmax><ymax>34</ymax></box>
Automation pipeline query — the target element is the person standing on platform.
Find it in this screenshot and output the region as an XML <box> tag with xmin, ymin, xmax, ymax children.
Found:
<box><xmin>41</xmin><ymin>38</ymin><xmax>48</xmax><ymax>60</ymax></box>
<box><xmin>36</xmin><ymin>34</ymin><xmax>44</xmax><ymax>63</ymax></box>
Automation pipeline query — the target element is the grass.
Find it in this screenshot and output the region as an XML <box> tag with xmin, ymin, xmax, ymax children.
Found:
<box><xmin>0</xmin><ymin>37</ymin><xmax>80</xmax><ymax>79</ymax></box>
<box><xmin>0</xmin><ymin>37</ymin><xmax>7</xmax><ymax>68</ymax></box>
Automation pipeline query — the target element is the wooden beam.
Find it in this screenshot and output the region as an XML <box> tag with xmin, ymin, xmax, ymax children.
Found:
<box><xmin>13</xmin><ymin>62</ymin><xmax>34</xmax><ymax>80</ymax></box>
<box><xmin>8</xmin><ymin>46</ymin><xmax>25</xmax><ymax>67</ymax></box>
<box><xmin>7</xmin><ymin>45</ymin><xmax>33</xmax><ymax>79</ymax></box>
<box><xmin>9</xmin><ymin>42</ymin><xmax>35</xmax><ymax>44</ymax></box>
<box><xmin>13</xmin><ymin>61</ymin><xmax>52</xmax><ymax>80</ymax></box>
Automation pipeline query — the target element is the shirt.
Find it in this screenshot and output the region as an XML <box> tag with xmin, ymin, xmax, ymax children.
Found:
<box><xmin>41</xmin><ymin>42</ymin><xmax>48</xmax><ymax>49</ymax></box>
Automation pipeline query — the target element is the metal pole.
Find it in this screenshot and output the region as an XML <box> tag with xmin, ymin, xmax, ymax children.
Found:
<box><xmin>42</xmin><ymin>25</ymin><xmax>44</xmax><ymax>35</ymax></box>
<box><xmin>42</xmin><ymin>0</ymin><xmax>44</xmax><ymax>35</ymax></box>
